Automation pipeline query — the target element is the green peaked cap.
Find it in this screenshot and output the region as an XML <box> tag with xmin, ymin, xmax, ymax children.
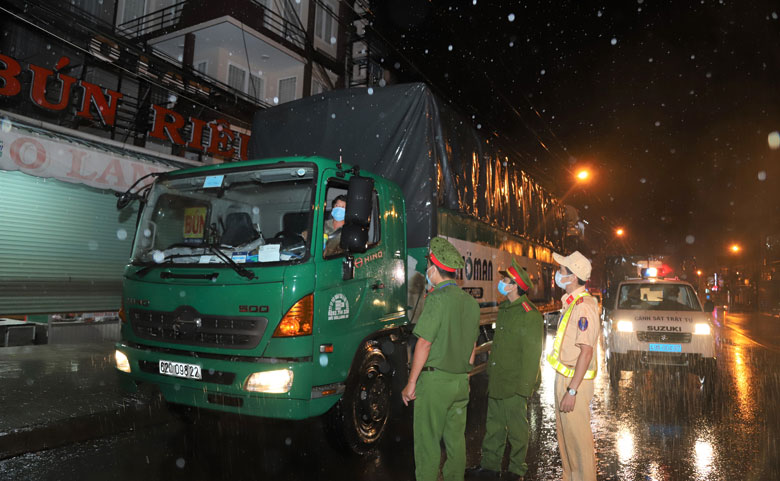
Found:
<box><xmin>499</xmin><ymin>257</ymin><xmax>534</xmax><ymax>291</ymax></box>
<box><xmin>428</xmin><ymin>237</ymin><xmax>465</xmax><ymax>271</ymax></box>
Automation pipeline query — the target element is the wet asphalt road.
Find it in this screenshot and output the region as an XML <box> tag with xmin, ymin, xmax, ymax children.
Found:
<box><xmin>2</xmin><ymin>311</ymin><xmax>778</xmax><ymax>481</ymax></box>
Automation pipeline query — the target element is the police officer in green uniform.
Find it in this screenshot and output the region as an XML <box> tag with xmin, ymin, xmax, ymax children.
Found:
<box><xmin>402</xmin><ymin>237</ymin><xmax>481</xmax><ymax>481</ymax></box>
<box><xmin>467</xmin><ymin>258</ymin><xmax>543</xmax><ymax>481</ymax></box>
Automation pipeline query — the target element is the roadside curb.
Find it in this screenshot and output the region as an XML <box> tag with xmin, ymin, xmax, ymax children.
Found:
<box><xmin>0</xmin><ymin>390</ymin><xmax>171</xmax><ymax>460</ymax></box>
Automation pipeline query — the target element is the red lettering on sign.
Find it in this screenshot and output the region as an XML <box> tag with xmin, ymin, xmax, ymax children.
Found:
<box><xmin>207</xmin><ymin>119</ymin><xmax>235</xmax><ymax>158</ymax></box>
<box><xmin>0</xmin><ymin>54</ymin><xmax>22</xmax><ymax>97</ymax></box>
<box><xmin>95</xmin><ymin>158</ymin><xmax>128</xmax><ymax>189</ymax></box>
<box><xmin>29</xmin><ymin>58</ymin><xmax>77</xmax><ymax>111</ymax></box>
<box><xmin>66</xmin><ymin>149</ymin><xmax>98</xmax><ymax>182</ymax></box>
<box><xmin>10</xmin><ymin>137</ymin><xmax>47</xmax><ymax>170</ymax></box>
<box><xmin>237</xmin><ymin>132</ymin><xmax>251</xmax><ymax>161</ymax></box>
<box><xmin>149</xmin><ymin>104</ymin><xmax>186</xmax><ymax>145</ymax></box>
<box><xmin>76</xmin><ymin>81</ymin><xmax>123</xmax><ymax>127</ymax></box>
<box><xmin>187</xmin><ymin>116</ymin><xmax>208</xmax><ymax>150</ymax></box>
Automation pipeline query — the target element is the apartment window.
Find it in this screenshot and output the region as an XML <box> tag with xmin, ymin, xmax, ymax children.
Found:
<box><xmin>315</xmin><ymin>0</ymin><xmax>338</xmax><ymax>43</ymax></box>
<box><xmin>228</xmin><ymin>64</ymin><xmax>247</xmax><ymax>92</ymax></box>
<box><xmin>120</xmin><ymin>0</ymin><xmax>145</xmax><ymax>25</ymax></box>
<box><xmin>278</xmin><ymin>77</ymin><xmax>297</xmax><ymax>103</ymax></box>
<box><xmin>249</xmin><ymin>74</ymin><xmax>264</xmax><ymax>100</ymax></box>
<box><xmin>194</xmin><ymin>60</ymin><xmax>208</xmax><ymax>75</ymax></box>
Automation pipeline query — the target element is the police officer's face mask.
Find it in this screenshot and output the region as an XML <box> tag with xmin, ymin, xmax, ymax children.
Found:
<box><xmin>497</xmin><ymin>280</ymin><xmax>514</xmax><ymax>296</ymax></box>
<box><xmin>425</xmin><ymin>265</ymin><xmax>434</xmax><ymax>288</ymax></box>
<box><xmin>555</xmin><ymin>271</ymin><xmax>574</xmax><ymax>289</ymax></box>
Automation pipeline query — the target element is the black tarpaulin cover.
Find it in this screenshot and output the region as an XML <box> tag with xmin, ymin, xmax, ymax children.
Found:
<box><xmin>249</xmin><ymin>83</ymin><xmax>564</xmax><ymax>250</ymax></box>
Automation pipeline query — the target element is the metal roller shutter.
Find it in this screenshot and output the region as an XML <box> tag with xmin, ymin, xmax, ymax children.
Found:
<box><xmin>0</xmin><ymin>171</ymin><xmax>139</xmax><ymax>314</ymax></box>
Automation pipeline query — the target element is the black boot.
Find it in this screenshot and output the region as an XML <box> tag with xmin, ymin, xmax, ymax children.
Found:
<box><xmin>465</xmin><ymin>466</ymin><xmax>500</xmax><ymax>479</ymax></box>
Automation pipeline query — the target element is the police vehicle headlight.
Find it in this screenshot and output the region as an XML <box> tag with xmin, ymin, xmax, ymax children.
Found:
<box><xmin>616</xmin><ymin>320</ymin><xmax>634</xmax><ymax>332</ymax></box>
<box><xmin>694</xmin><ymin>323</ymin><xmax>711</xmax><ymax>335</ymax></box>
<box><xmin>245</xmin><ymin>369</ymin><xmax>294</xmax><ymax>393</ymax></box>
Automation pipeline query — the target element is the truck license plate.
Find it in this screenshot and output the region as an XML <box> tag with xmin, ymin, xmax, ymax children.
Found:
<box><xmin>159</xmin><ymin>360</ymin><xmax>202</xmax><ymax>380</ymax></box>
<box><xmin>648</xmin><ymin>343</ymin><xmax>682</xmax><ymax>353</ymax></box>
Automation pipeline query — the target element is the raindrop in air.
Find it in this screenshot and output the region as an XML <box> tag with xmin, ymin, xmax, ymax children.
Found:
<box><xmin>143</xmin><ymin>228</ymin><xmax>152</xmax><ymax>238</ymax></box>
<box><xmin>758</xmin><ymin>171</ymin><xmax>767</xmax><ymax>181</ymax></box>
<box><xmin>448</xmin><ymin>45</ymin><xmax>453</xmax><ymax>51</ymax></box>
<box><xmin>611</xmin><ymin>38</ymin><xmax>617</xmax><ymax>45</ymax></box>
<box><xmin>640</xmin><ymin>178</ymin><xmax>647</xmax><ymax>184</ymax></box>
<box><xmin>319</xmin><ymin>354</ymin><xmax>329</xmax><ymax>366</ymax></box>
<box><xmin>508</xmin><ymin>13</ymin><xmax>516</xmax><ymax>22</ymax></box>
<box><xmin>285</xmin><ymin>437</ymin><xmax>292</xmax><ymax>446</ymax></box>
<box><xmin>176</xmin><ymin>458</ymin><xmax>186</xmax><ymax>469</ymax></box>
<box><xmin>117</xmin><ymin>229</ymin><xmax>127</xmax><ymax>240</ymax></box>
<box><xmin>330</xmin><ymin>113</ymin><xmax>336</xmax><ymax>119</ymax></box>
<box><xmin>685</xmin><ymin>235</ymin><xmax>695</xmax><ymax>244</ymax></box>
<box><xmin>767</xmin><ymin>131</ymin><xmax>780</xmax><ymax>149</ymax></box>
<box><xmin>654</xmin><ymin>121</ymin><xmax>660</xmax><ymax>127</ymax></box>
<box><xmin>152</xmin><ymin>250</ymin><xmax>165</xmax><ymax>263</ymax></box>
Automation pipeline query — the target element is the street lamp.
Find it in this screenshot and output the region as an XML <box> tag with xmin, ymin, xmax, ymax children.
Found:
<box><xmin>615</xmin><ymin>228</ymin><xmax>625</xmax><ymax>237</ymax></box>
<box><xmin>730</xmin><ymin>244</ymin><xmax>741</xmax><ymax>253</ymax></box>
<box><xmin>697</xmin><ymin>270</ymin><xmax>702</xmax><ymax>276</ymax></box>
<box><xmin>576</xmin><ymin>169</ymin><xmax>590</xmax><ymax>181</ymax></box>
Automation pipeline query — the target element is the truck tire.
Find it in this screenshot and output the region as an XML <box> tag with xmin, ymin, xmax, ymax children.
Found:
<box><xmin>324</xmin><ymin>342</ymin><xmax>392</xmax><ymax>455</ymax></box>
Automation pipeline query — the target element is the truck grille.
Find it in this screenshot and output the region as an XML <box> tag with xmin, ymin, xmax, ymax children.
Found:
<box><xmin>129</xmin><ymin>306</ymin><xmax>268</xmax><ymax>349</ymax></box>
<box><xmin>636</xmin><ymin>331</ymin><xmax>692</xmax><ymax>343</ymax></box>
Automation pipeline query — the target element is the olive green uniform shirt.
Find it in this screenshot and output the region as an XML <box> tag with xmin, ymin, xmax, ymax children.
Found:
<box><xmin>486</xmin><ymin>294</ymin><xmax>544</xmax><ymax>399</ymax></box>
<box><xmin>413</xmin><ymin>281</ymin><xmax>481</xmax><ymax>374</ymax></box>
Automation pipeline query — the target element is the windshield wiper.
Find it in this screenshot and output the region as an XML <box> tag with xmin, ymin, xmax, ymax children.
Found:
<box><xmin>203</xmin><ymin>243</ymin><xmax>256</xmax><ymax>280</ymax></box>
<box><xmin>133</xmin><ymin>254</ymin><xmax>195</xmax><ymax>277</ymax></box>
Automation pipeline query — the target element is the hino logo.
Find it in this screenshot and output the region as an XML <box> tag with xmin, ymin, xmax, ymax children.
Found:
<box><xmin>647</xmin><ymin>325</ymin><xmax>682</xmax><ymax>332</ymax></box>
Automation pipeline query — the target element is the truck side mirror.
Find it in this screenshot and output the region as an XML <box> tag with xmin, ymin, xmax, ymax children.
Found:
<box><xmin>340</xmin><ymin>175</ymin><xmax>374</xmax><ymax>253</ymax></box>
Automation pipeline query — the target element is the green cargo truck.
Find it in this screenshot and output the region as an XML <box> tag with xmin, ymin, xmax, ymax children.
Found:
<box><xmin>114</xmin><ymin>83</ymin><xmax>571</xmax><ymax>453</ymax></box>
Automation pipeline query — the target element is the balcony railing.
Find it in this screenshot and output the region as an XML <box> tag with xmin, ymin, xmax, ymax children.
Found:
<box><xmin>116</xmin><ymin>0</ymin><xmax>306</xmax><ymax>51</ymax></box>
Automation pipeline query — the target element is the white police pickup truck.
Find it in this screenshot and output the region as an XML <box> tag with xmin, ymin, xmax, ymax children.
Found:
<box><xmin>604</xmin><ymin>277</ymin><xmax>716</xmax><ymax>388</ymax></box>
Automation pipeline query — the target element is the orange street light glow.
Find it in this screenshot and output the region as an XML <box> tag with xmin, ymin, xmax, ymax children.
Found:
<box><xmin>730</xmin><ymin>244</ymin><xmax>741</xmax><ymax>253</ymax></box>
<box><xmin>615</xmin><ymin>228</ymin><xmax>625</xmax><ymax>236</ymax></box>
<box><xmin>697</xmin><ymin>270</ymin><xmax>702</xmax><ymax>276</ymax></box>
<box><xmin>576</xmin><ymin>169</ymin><xmax>590</xmax><ymax>181</ymax></box>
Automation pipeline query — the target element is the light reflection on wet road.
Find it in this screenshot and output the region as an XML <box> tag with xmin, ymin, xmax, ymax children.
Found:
<box><xmin>1</xmin><ymin>312</ymin><xmax>778</xmax><ymax>481</ymax></box>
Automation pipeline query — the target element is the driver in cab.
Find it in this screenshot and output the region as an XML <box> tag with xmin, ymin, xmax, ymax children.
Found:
<box><xmin>324</xmin><ymin>195</ymin><xmax>346</xmax><ymax>257</ymax></box>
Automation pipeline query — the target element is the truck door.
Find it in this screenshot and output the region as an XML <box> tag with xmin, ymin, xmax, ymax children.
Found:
<box><xmin>316</xmin><ymin>173</ymin><xmax>393</xmax><ymax>341</ymax></box>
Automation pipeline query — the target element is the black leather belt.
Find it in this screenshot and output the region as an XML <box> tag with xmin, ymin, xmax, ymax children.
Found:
<box><xmin>422</xmin><ymin>366</ymin><xmax>436</xmax><ymax>372</ymax></box>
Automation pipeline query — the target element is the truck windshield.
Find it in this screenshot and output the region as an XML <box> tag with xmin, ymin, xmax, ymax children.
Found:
<box><xmin>618</xmin><ymin>283</ymin><xmax>701</xmax><ymax>311</ymax></box>
<box><xmin>130</xmin><ymin>165</ymin><xmax>316</xmax><ymax>266</ymax></box>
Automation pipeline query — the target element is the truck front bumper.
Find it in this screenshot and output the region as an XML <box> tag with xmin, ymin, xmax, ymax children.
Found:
<box><xmin>114</xmin><ymin>342</ymin><xmax>341</xmax><ymax>420</ymax></box>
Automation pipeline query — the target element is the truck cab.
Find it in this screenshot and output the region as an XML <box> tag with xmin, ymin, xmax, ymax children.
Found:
<box><xmin>114</xmin><ymin>157</ymin><xmax>409</xmax><ymax>453</ymax></box>
<box><xmin>603</xmin><ymin>275</ymin><xmax>717</xmax><ymax>388</ymax></box>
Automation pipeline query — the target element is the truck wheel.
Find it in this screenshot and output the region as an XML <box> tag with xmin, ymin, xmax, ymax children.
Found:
<box><xmin>325</xmin><ymin>343</ymin><xmax>392</xmax><ymax>455</ymax></box>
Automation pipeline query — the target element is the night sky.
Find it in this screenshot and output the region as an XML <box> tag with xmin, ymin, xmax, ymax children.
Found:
<box><xmin>371</xmin><ymin>0</ymin><xmax>780</xmax><ymax>265</ymax></box>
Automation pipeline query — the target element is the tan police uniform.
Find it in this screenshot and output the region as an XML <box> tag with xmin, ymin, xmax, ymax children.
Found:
<box><xmin>553</xmin><ymin>285</ymin><xmax>599</xmax><ymax>481</ymax></box>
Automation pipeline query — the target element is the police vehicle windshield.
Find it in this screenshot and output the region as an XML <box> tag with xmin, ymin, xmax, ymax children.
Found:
<box><xmin>617</xmin><ymin>283</ymin><xmax>701</xmax><ymax>312</ymax></box>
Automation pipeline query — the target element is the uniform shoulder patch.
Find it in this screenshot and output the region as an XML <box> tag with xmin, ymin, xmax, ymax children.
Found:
<box><xmin>522</xmin><ymin>301</ymin><xmax>532</xmax><ymax>312</ymax></box>
<box><xmin>576</xmin><ymin>297</ymin><xmax>584</xmax><ymax>305</ymax></box>
<box><xmin>577</xmin><ymin>317</ymin><xmax>588</xmax><ymax>331</ymax></box>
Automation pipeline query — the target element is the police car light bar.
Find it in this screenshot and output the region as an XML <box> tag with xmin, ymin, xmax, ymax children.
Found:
<box><xmin>642</xmin><ymin>267</ymin><xmax>658</xmax><ymax>278</ymax></box>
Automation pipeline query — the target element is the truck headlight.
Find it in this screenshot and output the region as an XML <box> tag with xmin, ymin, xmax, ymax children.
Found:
<box><xmin>245</xmin><ymin>369</ymin><xmax>294</xmax><ymax>393</ymax></box>
<box><xmin>694</xmin><ymin>323</ymin><xmax>711</xmax><ymax>335</ymax></box>
<box><xmin>114</xmin><ymin>350</ymin><xmax>131</xmax><ymax>373</ymax></box>
<box><xmin>616</xmin><ymin>320</ymin><xmax>634</xmax><ymax>332</ymax></box>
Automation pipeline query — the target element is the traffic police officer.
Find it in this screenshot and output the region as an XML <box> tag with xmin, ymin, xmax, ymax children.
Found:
<box><xmin>548</xmin><ymin>251</ymin><xmax>599</xmax><ymax>481</ymax></box>
<box><xmin>467</xmin><ymin>257</ymin><xmax>543</xmax><ymax>481</ymax></box>
<box><xmin>402</xmin><ymin>237</ymin><xmax>481</xmax><ymax>481</ymax></box>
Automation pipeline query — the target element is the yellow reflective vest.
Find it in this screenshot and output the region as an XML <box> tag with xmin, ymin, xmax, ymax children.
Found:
<box><xmin>546</xmin><ymin>292</ymin><xmax>597</xmax><ymax>379</ymax></box>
